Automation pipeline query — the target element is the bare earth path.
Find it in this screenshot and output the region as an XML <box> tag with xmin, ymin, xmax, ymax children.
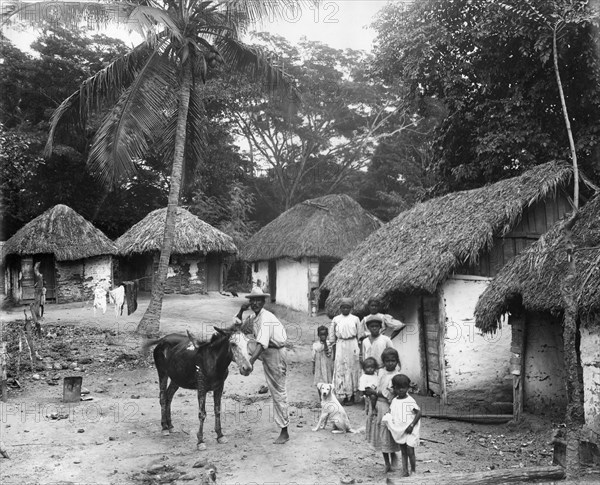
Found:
<box><xmin>1</xmin><ymin>293</ymin><xmax>595</xmax><ymax>484</ymax></box>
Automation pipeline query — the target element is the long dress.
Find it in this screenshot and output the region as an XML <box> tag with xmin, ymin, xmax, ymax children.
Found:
<box><xmin>312</xmin><ymin>341</ymin><xmax>334</xmax><ymax>386</ymax></box>
<box><xmin>367</xmin><ymin>368</ymin><xmax>401</xmax><ymax>453</ymax></box>
<box><xmin>328</xmin><ymin>313</ymin><xmax>361</xmax><ymax>400</ymax></box>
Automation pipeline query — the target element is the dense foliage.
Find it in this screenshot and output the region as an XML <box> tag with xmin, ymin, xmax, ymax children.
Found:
<box><xmin>370</xmin><ymin>0</ymin><xmax>600</xmax><ymax>193</ymax></box>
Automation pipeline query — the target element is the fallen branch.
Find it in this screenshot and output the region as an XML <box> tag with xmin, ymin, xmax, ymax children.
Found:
<box><xmin>422</xmin><ymin>412</ymin><xmax>512</xmax><ymax>424</ymax></box>
<box><xmin>420</xmin><ymin>437</ymin><xmax>445</xmax><ymax>445</ymax></box>
<box><xmin>387</xmin><ymin>465</ymin><xmax>565</xmax><ymax>485</ymax></box>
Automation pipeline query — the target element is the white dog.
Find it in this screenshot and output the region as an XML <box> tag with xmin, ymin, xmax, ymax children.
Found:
<box><xmin>313</xmin><ymin>382</ymin><xmax>358</xmax><ymax>433</ymax></box>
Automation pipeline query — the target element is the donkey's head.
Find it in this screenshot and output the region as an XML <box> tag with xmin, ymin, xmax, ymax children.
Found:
<box><xmin>213</xmin><ymin>325</ymin><xmax>252</xmax><ymax>376</ymax></box>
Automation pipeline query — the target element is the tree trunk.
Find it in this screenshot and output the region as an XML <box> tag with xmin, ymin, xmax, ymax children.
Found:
<box><xmin>553</xmin><ymin>23</ymin><xmax>584</xmax><ymax>475</ymax></box>
<box><xmin>553</xmin><ymin>25</ymin><xmax>579</xmax><ymax>208</ymax></box>
<box><xmin>136</xmin><ymin>62</ymin><xmax>193</xmax><ymax>337</ymax></box>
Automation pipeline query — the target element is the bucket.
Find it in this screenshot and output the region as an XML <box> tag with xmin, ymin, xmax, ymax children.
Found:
<box><xmin>63</xmin><ymin>376</ymin><xmax>83</xmax><ymax>402</ymax></box>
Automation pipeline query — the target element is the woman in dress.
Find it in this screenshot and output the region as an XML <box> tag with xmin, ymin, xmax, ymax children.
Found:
<box><xmin>328</xmin><ymin>297</ymin><xmax>361</xmax><ymax>405</ymax></box>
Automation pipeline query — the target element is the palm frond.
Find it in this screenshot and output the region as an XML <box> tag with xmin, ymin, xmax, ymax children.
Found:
<box><xmin>88</xmin><ymin>52</ymin><xmax>178</xmax><ymax>186</ymax></box>
<box><xmin>220</xmin><ymin>0</ymin><xmax>316</xmax><ymax>33</ymax></box>
<box><xmin>214</xmin><ymin>35</ymin><xmax>299</xmax><ymax>100</ymax></box>
<box><xmin>44</xmin><ymin>42</ymin><xmax>156</xmax><ymax>156</ymax></box>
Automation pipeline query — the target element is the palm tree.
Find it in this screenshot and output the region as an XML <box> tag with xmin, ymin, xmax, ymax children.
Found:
<box><xmin>6</xmin><ymin>0</ymin><xmax>304</xmax><ymax>336</ymax></box>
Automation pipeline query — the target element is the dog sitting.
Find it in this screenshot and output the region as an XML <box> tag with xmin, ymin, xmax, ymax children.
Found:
<box><xmin>313</xmin><ymin>382</ymin><xmax>357</xmax><ymax>433</ymax></box>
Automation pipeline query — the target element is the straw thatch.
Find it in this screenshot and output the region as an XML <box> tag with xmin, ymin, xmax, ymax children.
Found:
<box><xmin>475</xmin><ymin>195</ymin><xmax>600</xmax><ymax>333</ymax></box>
<box><xmin>239</xmin><ymin>194</ymin><xmax>382</xmax><ymax>262</ymax></box>
<box><xmin>322</xmin><ymin>161</ymin><xmax>574</xmax><ymax>316</ymax></box>
<box><xmin>115</xmin><ymin>207</ymin><xmax>237</xmax><ymax>256</ymax></box>
<box><xmin>3</xmin><ymin>204</ymin><xmax>116</xmax><ymax>261</ymax></box>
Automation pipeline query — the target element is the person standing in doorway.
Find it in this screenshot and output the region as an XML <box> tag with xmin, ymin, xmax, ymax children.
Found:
<box><xmin>234</xmin><ymin>287</ymin><xmax>290</xmax><ymax>444</ymax></box>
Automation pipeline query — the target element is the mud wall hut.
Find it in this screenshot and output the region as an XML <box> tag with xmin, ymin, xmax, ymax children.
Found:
<box><xmin>3</xmin><ymin>204</ymin><xmax>116</xmax><ymax>303</ymax></box>
<box><xmin>240</xmin><ymin>194</ymin><xmax>382</xmax><ymax>314</ymax></box>
<box><xmin>115</xmin><ymin>207</ymin><xmax>237</xmax><ymax>294</ymax></box>
<box><xmin>321</xmin><ymin>161</ymin><xmax>574</xmax><ymax>406</ymax></box>
<box><xmin>475</xmin><ymin>195</ymin><xmax>600</xmax><ymax>434</ymax></box>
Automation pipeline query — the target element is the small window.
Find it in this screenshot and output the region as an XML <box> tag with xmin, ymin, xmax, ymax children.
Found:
<box><xmin>253</xmin><ymin>262</ymin><xmax>258</xmax><ymax>272</ymax></box>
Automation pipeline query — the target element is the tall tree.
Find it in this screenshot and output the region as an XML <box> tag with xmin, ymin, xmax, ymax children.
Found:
<box><xmin>5</xmin><ymin>1</ymin><xmax>305</xmax><ymax>337</ymax></box>
<box><xmin>370</xmin><ymin>0</ymin><xmax>600</xmax><ymax>193</ymax></box>
<box><xmin>497</xmin><ymin>0</ymin><xmax>599</xmax><ymax>473</ymax></box>
<box><xmin>226</xmin><ymin>34</ymin><xmax>417</xmax><ymax>210</ymax></box>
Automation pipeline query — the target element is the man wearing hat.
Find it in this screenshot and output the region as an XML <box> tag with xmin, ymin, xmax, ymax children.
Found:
<box><xmin>234</xmin><ymin>287</ymin><xmax>290</xmax><ymax>444</ymax></box>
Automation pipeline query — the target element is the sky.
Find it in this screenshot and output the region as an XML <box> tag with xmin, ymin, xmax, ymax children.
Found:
<box><xmin>4</xmin><ymin>1</ymin><xmax>393</xmax><ymax>53</ymax></box>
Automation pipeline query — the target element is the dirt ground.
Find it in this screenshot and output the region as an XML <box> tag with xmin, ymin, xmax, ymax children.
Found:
<box><xmin>0</xmin><ymin>293</ymin><xmax>596</xmax><ymax>484</ymax></box>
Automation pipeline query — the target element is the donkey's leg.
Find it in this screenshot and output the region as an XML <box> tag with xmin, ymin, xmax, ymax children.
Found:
<box><xmin>154</xmin><ymin>348</ymin><xmax>171</xmax><ymax>435</ymax></box>
<box><xmin>164</xmin><ymin>381</ymin><xmax>179</xmax><ymax>432</ymax></box>
<box><xmin>196</xmin><ymin>388</ymin><xmax>208</xmax><ymax>450</ymax></box>
<box><xmin>214</xmin><ymin>383</ymin><xmax>227</xmax><ymax>443</ymax></box>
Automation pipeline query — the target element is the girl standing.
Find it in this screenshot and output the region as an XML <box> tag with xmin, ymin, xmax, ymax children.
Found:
<box><xmin>358</xmin><ymin>357</ymin><xmax>379</xmax><ymax>441</ymax></box>
<box><xmin>367</xmin><ymin>347</ymin><xmax>401</xmax><ymax>473</ymax></box>
<box><xmin>328</xmin><ymin>297</ymin><xmax>361</xmax><ymax>406</ymax></box>
<box><xmin>382</xmin><ymin>374</ymin><xmax>422</xmax><ymax>477</ymax></box>
<box><xmin>312</xmin><ymin>325</ymin><xmax>334</xmax><ymax>389</ymax></box>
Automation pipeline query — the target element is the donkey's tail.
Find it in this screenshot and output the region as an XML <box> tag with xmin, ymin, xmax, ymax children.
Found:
<box><xmin>141</xmin><ymin>337</ymin><xmax>163</xmax><ymax>357</ymax></box>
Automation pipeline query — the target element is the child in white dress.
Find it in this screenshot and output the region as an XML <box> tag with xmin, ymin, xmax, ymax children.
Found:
<box><xmin>382</xmin><ymin>374</ymin><xmax>422</xmax><ymax>477</ymax></box>
<box><xmin>312</xmin><ymin>325</ymin><xmax>334</xmax><ymax>392</ymax></box>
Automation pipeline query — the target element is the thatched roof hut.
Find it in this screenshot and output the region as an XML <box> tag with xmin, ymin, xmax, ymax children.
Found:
<box><xmin>475</xmin><ymin>195</ymin><xmax>600</xmax><ymax>334</ymax></box>
<box><xmin>321</xmin><ymin>161</ymin><xmax>574</xmax><ymax>315</ymax></box>
<box><xmin>3</xmin><ymin>204</ymin><xmax>116</xmax><ymax>260</ymax></box>
<box><xmin>240</xmin><ymin>194</ymin><xmax>381</xmax><ymax>261</ymax></box>
<box><xmin>115</xmin><ymin>207</ymin><xmax>237</xmax><ymax>256</ymax></box>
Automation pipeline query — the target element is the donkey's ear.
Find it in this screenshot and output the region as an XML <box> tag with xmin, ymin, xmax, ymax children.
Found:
<box><xmin>187</xmin><ymin>330</ymin><xmax>199</xmax><ymax>349</ymax></box>
<box><xmin>214</xmin><ymin>326</ymin><xmax>226</xmax><ymax>335</ymax></box>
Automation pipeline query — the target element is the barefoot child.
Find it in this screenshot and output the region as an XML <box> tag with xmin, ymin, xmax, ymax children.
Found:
<box><xmin>328</xmin><ymin>298</ymin><xmax>361</xmax><ymax>406</ymax></box>
<box><xmin>358</xmin><ymin>357</ymin><xmax>379</xmax><ymax>441</ymax></box>
<box><xmin>367</xmin><ymin>347</ymin><xmax>401</xmax><ymax>473</ymax></box>
<box><xmin>382</xmin><ymin>374</ymin><xmax>422</xmax><ymax>477</ymax></box>
<box><xmin>313</xmin><ymin>325</ymin><xmax>334</xmax><ymax>398</ymax></box>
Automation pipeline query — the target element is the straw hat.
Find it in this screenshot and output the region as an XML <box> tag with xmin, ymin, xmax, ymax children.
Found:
<box><xmin>245</xmin><ymin>287</ymin><xmax>270</xmax><ymax>299</ymax></box>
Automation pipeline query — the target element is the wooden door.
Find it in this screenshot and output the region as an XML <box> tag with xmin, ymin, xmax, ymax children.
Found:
<box><xmin>421</xmin><ymin>294</ymin><xmax>447</xmax><ymax>403</ymax></box>
<box><xmin>206</xmin><ymin>254</ymin><xmax>221</xmax><ymax>292</ymax></box>
<box><xmin>268</xmin><ymin>260</ymin><xmax>277</xmax><ymax>302</ymax></box>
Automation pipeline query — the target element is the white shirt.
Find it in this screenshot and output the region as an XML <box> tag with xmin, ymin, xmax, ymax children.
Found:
<box><xmin>234</xmin><ymin>308</ymin><xmax>287</xmax><ymax>349</ymax></box>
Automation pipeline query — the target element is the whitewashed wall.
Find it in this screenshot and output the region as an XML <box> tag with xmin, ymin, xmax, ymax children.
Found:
<box><xmin>275</xmin><ymin>257</ymin><xmax>310</xmax><ymax>313</ymax></box>
<box><xmin>441</xmin><ymin>275</ymin><xmax>512</xmax><ymax>404</ymax></box>
<box><xmin>580</xmin><ymin>324</ymin><xmax>600</xmax><ymax>435</ymax></box>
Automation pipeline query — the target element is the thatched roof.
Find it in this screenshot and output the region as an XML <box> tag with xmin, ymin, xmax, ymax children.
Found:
<box><xmin>115</xmin><ymin>207</ymin><xmax>237</xmax><ymax>256</ymax></box>
<box><xmin>240</xmin><ymin>194</ymin><xmax>382</xmax><ymax>261</ymax></box>
<box><xmin>3</xmin><ymin>204</ymin><xmax>116</xmax><ymax>261</ymax></box>
<box><xmin>475</xmin><ymin>195</ymin><xmax>600</xmax><ymax>333</ymax></box>
<box><xmin>321</xmin><ymin>161</ymin><xmax>574</xmax><ymax>316</ymax></box>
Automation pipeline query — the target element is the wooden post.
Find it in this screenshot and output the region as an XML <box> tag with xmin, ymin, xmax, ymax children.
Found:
<box><xmin>0</xmin><ymin>342</ymin><xmax>8</xmax><ymax>402</ymax></box>
<box><xmin>418</xmin><ymin>297</ymin><xmax>429</xmax><ymax>394</ymax></box>
<box><xmin>510</xmin><ymin>316</ymin><xmax>527</xmax><ymax>421</ymax></box>
<box><xmin>437</xmin><ymin>291</ymin><xmax>448</xmax><ymax>405</ymax></box>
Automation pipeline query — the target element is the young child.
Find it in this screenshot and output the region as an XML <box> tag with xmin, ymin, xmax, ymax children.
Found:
<box><xmin>361</xmin><ymin>315</ymin><xmax>394</xmax><ymax>368</ymax></box>
<box><xmin>312</xmin><ymin>325</ymin><xmax>334</xmax><ymax>393</ymax></box>
<box><xmin>382</xmin><ymin>374</ymin><xmax>422</xmax><ymax>477</ymax></box>
<box><xmin>358</xmin><ymin>357</ymin><xmax>379</xmax><ymax>413</ymax></box>
<box><xmin>360</xmin><ymin>298</ymin><xmax>406</xmax><ymax>341</ymax></box>
<box><xmin>328</xmin><ymin>297</ymin><xmax>361</xmax><ymax>406</ymax></box>
<box><xmin>366</xmin><ymin>347</ymin><xmax>401</xmax><ymax>473</ymax></box>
